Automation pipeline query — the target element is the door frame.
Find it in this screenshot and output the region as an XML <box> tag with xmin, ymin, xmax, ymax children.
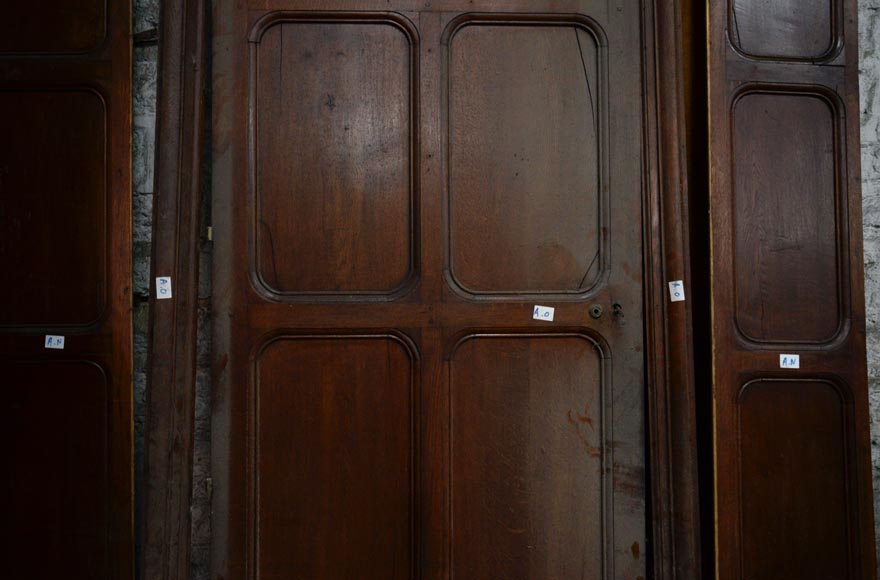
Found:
<box><xmin>641</xmin><ymin>0</ymin><xmax>702</xmax><ymax>578</ymax></box>
<box><xmin>140</xmin><ymin>0</ymin><xmax>208</xmax><ymax>577</ymax></box>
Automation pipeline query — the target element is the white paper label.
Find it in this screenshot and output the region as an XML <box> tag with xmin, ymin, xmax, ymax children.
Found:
<box><xmin>156</xmin><ymin>276</ymin><xmax>173</xmax><ymax>300</ymax></box>
<box><xmin>668</xmin><ymin>280</ymin><xmax>686</xmax><ymax>302</ymax></box>
<box><xmin>533</xmin><ymin>305</ymin><xmax>555</xmax><ymax>322</ymax></box>
<box><xmin>44</xmin><ymin>335</ymin><xmax>65</xmax><ymax>349</ymax></box>
<box><xmin>779</xmin><ymin>354</ymin><xmax>800</xmax><ymax>369</ymax></box>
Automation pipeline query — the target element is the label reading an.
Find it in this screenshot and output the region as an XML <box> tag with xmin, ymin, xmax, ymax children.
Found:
<box><xmin>156</xmin><ymin>276</ymin><xmax>173</xmax><ymax>300</ymax></box>
<box><xmin>533</xmin><ymin>305</ymin><xmax>555</xmax><ymax>322</ymax></box>
<box><xmin>668</xmin><ymin>280</ymin><xmax>686</xmax><ymax>302</ymax></box>
<box><xmin>44</xmin><ymin>335</ymin><xmax>65</xmax><ymax>350</ymax></box>
<box><xmin>780</xmin><ymin>354</ymin><xmax>800</xmax><ymax>369</ymax></box>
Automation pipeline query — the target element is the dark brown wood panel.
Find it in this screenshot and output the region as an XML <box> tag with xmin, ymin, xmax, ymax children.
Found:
<box><xmin>709</xmin><ymin>0</ymin><xmax>875</xmax><ymax>577</ymax></box>
<box><xmin>255</xmin><ymin>335</ymin><xmax>416</xmax><ymax>580</ymax></box>
<box><xmin>253</xmin><ymin>16</ymin><xmax>416</xmax><ymax>297</ymax></box>
<box><xmin>0</xmin><ymin>0</ymin><xmax>106</xmax><ymax>54</ymax></box>
<box><xmin>213</xmin><ymin>2</ymin><xmax>697</xmax><ymax>579</ymax></box>
<box><xmin>450</xmin><ymin>334</ymin><xmax>605</xmax><ymax>579</ymax></box>
<box><xmin>447</xmin><ymin>20</ymin><xmax>602</xmax><ymax>296</ymax></box>
<box><xmin>0</xmin><ymin>1</ymin><xmax>132</xmax><ymax>578</ymax></box>
<box><xmin>728</xmin><ymin>0</ymin><xmax>840</xmax><ymax>61</ymax></box>
<box><xmin>0</xmin><ymin>361</ymin><xmax>109</xmax><ymax>579</ymax></box>
<box><xmin>0</xmin><ymin>89</ymin><xmax>107</xmax><ymax>328</ymax></box>
<box><xmin>739</xmin><ymin>380</ymin><xmax>852</xmax><ymax>579</ymax></box>
<box><xmin>732</xmin><ymin>90</ymin><xmax>842</xmax><ymax>344</ymax></box>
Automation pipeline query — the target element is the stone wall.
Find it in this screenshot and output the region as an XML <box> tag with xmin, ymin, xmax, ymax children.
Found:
<box><xmin>130</xmin><ymin>0</ymin><xmax>880</xmax><ymax>576</ymax></box>
<box><xmin>860</xmin><ymin>0</ymin><xmax>880</xmax><ymax>573</ymax></box>
<box><xmin>131</xmin><ymin>1</ymin><xmax>157</xmax><ymax>575</ymax></box>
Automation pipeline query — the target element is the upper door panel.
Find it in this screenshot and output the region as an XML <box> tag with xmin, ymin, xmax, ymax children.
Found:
<box><xmin>250</xmin><ymin>13</ymin><xmax>419</xmax><ymax>300</ymax></box>
<box><xmin>445</xmin><ymin>15</ymin><xmax>606</xmax><ymax>298</ymax></box>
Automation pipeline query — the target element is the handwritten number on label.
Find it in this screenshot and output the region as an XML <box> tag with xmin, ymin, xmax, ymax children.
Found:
<box><xmin>668</xmin><ymin>280</ymin><xmax>686</xmax><ymax>302</ymax></box>
<box><xmin>533</xmin><ymin>305</ymin><xmax>555</xmax><ymax>322</ymax></box>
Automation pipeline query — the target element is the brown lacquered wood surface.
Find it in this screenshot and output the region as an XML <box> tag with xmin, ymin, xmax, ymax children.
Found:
<box><xmin>645</xmin><ymin>0</ymin><xmax>703</xmax><ymax>576</ymax></box>
<box><xmin>739</xmin><ymin>380</ymin><xmax>852</xmax><ymax>579</ymax></box>
<box><xmin>0</xmin><ymin>0</ymin><xmax>107</xmax><ymax>54</ymax></box>
<box><xmin>709</xmin><ymin>0</ymin><xmax>876</xmax><ymax>578</ymax></box>
<box><xmin>450</xmin><ymin>335</ymin><xmax>605</xmax><ymax>579</ymax></box>
<box><xmin>0</xmin><ymin>361</ymin><xmax>110</xmax><ymax>578</ymax></box>
<box><xmin>255</xmin><ymin>20</ymin><xmax>414</xmax><ymax>296</ymax></box>
<box><xmin>0</xmin><ymin>1</ymin><xmax>132</xmax><ymax>578</ymax></box>
<box><xmin>732</xmin><ymin>92</ymin><xmax>841</xmax><ymax>344</ymax></box>
<box><xmin>447</xmin><ymin>24</ymin><xmax>601</xmax><ymax>296</ymax></box>
<box><xmin>212</xmin><ymin>1</ymin><xmax>698</xmax><ymax>579</ymax></box>
<box><xmin>0</xmin><ymin>90</ymin><xmax>107</xmax><ymax>328</ymax></box>
<box><xmin>256</xmin><ymin>336</ymin><xmax>416</xmax><ymax>579</ymax></box>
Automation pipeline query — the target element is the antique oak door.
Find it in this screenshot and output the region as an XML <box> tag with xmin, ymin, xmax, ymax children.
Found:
<box><xmin>212</xmin><ymin>1</ymin><xmax>649</xmax><ymax>578</ymax></box>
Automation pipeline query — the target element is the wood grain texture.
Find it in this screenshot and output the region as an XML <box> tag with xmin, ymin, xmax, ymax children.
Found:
<box><xmin>732</xmin><ymin>91</ymin><xmax>842</xmax><ymax>344</ymax></box>
<box><xmin>0</xmin><ymin>89</ymin><xmax>107</xmax><ymax>328</ymax></box>
<box><xmin>739</xmin><ymin>380</ymin><xmax>852</xmax><ymax>580</ymax></box>
<box><xmin>212</xmin><ymin>2</ymin><xmax>697</xmax><ymax>579</ymax></box>
<box><xmin>728</xmin><ymin>0</ymin><xmax>841</xmax><ymax>61</ymax></box>
<box><xmin>709</xmin><ymin>0</ymin><xmax>876</xmax><ymax>577</ymax></box>
<box><xmin>140</xmin><ymin>0</ymin><xmax>208</xmax><ymax>578</ymax></box>
<box><xmin>255</xmin><ymin>336</ymin><xmax>416</xmax><ymax>580</ymax></box>
<box><xmin>643</xmin><ymin>0</ymin><xmax>703</xmax><ymax>576</ymax></box>
<box><xmin>0</xmin><ymin>0</ymin><xmax>106</xmax><ymax>54</ymax></box>
<box><xmin>0</xmin><ymin>361</ymin><xmax>109</xmax><ymax>578</ymax></box>
<box><xmin>450</xmin><ymin>334</ymin><xmax>605</xmax><ymax>579</ymax></box>
<box><xmin>253</xmin><ymin>18</ymin><xmax>416</xmax><ymax>297</ymax></box>
<box><xmin>447</xmin><ymin>22</ymin><xmax>602</xmax><ymax>296</ymax></box>
<box><xmin>0</xmin><ymin>0</ymin><xmax>132</xmax><ymax>577</ymax></box>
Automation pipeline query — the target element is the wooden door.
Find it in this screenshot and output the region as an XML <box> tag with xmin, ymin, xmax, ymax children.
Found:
<box><xmin>709</xmin><ymin>0</ymin><xmax>877</xmax><ymax>578</ymax></box>
<box><xmin>0</xmin><ymin>1</ymin><xmax>133</xmax><ymax>578</ymax></box>
<box><xmin>212</xmin><ymin>1</ymin><xmax>656</xmax><ymax>578</ymax></box>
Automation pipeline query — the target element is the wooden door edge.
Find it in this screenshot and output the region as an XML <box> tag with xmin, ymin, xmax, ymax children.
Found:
<box><xmin>643</xmin><ymin>1</ymin><xmax>703</xmax><ymax>578</ymax></box>
<box><xmin>140</xmin><ymin>0</ymin><xmax>209</xmax><ymax>577</ymax></box>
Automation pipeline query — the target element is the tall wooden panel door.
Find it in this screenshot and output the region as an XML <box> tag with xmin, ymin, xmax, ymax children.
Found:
<box><xmin>212</xmin><ymin>1</ymin><xmax>660</xmax><ymax>578</ymax></box>
<box><xmin>0</xmin><ymin>1</ymin><xmax>133</xmax><ymax>579</ymax></box>
<box><xmin>709</xmin><ymin>0</ymin><xmax>876</xmax><ymax>578</ymax></box>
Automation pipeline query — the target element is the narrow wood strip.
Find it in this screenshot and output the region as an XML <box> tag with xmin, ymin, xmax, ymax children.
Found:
<box><xmin>141</xmin><ymin>0</ymin><xmax>208</xmax><ymax>577</ymax></box>
<box><xmin>643</xmin><ymin>1</ymin><xmax>702</xmax><ymax>578</ymax></box>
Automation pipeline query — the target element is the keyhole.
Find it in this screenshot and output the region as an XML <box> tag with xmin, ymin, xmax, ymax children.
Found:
<box><xmin>589</xmin><ymin>304</ymin><xmax>604</xmax><ymax>319</ymax></box>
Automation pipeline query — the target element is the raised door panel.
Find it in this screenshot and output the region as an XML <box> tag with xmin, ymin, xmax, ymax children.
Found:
<box><xmin>0</xmin><ymin>361</ymin><xmax>110</xmax><ymax>579</ymax></box>
<box><xmin>255</xmin><ymin>335</ymin><xmax>417</xmax><ymax>580</ymax></box>
<box><xmin>450</xmin><ymin>334</ymin><xmax>607</xmax><ymax>580</ymax></box>
<box><xmin>738</xmin><ymin>380</ymin><xmax>853</xmax><ymax>579</ymax></box>
<box><xmin>252</xmin><ymin>15</ymin><xmax>417</xmax><ymax>298</ymax></box>
<box><xmin>732</xmin><ymin>90</ymin><xmax>844</xmax><ymax>345</ymax></box>
<box><xmin>0</xmin><ymin>89</ymin><xmax>108</xmax><ymax>329</ymax></box>
<box><xmin>728</xmin><ymin>0</ymin><xmax>840</xmax><ymax>61</ymax></box>
<box><xmin>446</xmin><ymin>19</ymin><xmax>604</xmax><ymax>297</ymax></box>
